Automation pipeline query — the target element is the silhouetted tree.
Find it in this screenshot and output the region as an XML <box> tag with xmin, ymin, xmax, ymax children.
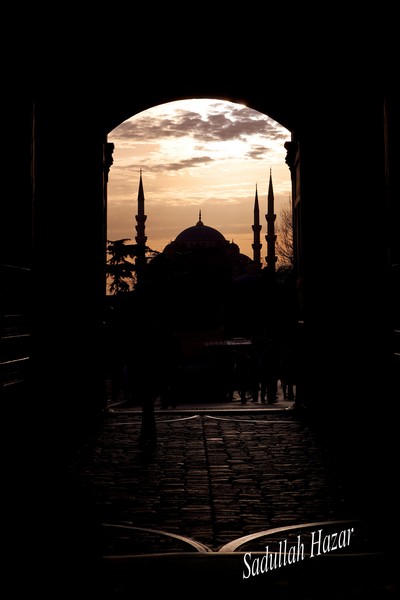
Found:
<box><xmin>106</xmin><ymin>239</ymin><xmax>159</xmax><ymax>294</ymax></box>
<box><xmin>276</xmin><ymin>197</ymin><xmax>294</xmax><ymax>267</ymax></box>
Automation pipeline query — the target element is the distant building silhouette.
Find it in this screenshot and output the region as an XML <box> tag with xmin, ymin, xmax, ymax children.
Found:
<box><xmin>132</xmin><ymin>171</ymin><xmax>284</xmax><ymax>338</ymax></box>
<box><xmin>134</xmin><ymin>171</ymin><xmax>279</xmax><ymax>277</ymax></box>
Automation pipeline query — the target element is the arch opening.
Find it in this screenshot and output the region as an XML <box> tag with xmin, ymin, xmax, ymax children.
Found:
<box><xmin>104</xmin><ymin>98</ymin><xmax>299</xmax><ymax>410</ymax></box>
<box><xmin>106</xmin><ymin>98</ymin><xmax>292</xmax><ymax>289</ymax></box>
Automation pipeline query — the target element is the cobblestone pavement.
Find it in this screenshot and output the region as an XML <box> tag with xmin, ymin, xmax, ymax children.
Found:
<box><xmin>64</xmin><ymin>401</ymin><xmax>399</xmax><ymax>597</ymax></box>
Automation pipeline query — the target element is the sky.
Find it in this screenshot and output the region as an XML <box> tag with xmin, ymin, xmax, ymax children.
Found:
<box><xmin>107</xmin><ymin>98</ymin><xmax>292</xmax><ymax>265</ymax></box>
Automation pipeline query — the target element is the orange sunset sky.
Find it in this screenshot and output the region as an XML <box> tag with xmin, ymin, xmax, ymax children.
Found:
<box><xmin>107</xmin><ymin>98</ymin><xmax>292</xmax><ymax>264</ymax></box>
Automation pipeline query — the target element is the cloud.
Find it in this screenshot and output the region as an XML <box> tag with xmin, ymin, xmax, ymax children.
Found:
<box><xmin>188</xmin><ymin>108</ymin><xmax>286</xmax><ymax>143</ymax></box>
<box><xmin>162</xmin><ymin>156</ymin><xmax>214</xmax><ymax>172</ymax></box>
<box><xmin>109</xmin><ymin>156</ymin><xmax>214</xmax><ymax>175</ymax></box>
<box><xmin>246</xmin><ymin>145</ymin><xmax>274</xmax><ymax>160</ymax></box>
<box><xmin>110</xmin><ymin>101</ymin><xmax>288</xmax><ymax>145</ymax></box>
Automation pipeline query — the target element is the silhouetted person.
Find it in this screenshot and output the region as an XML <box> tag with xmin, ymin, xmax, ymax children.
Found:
<box><xmin>128</xmin><ymin>314</ymin><xmax>182</xmax><ymax>450</ymax></box>
<box><xmin>232</xmin><ymin>346</ymin><xmax>258</xmax><ymax>404</ymax></box>
<box><xmin>280</xmin><ymin>346</ymin><xmax>295</xmax><ymax>401</ymax></box>
<box><xmin>258</xmin><ymin>337</ymin><xmax>279</xmax><ymax>403</ymax></box>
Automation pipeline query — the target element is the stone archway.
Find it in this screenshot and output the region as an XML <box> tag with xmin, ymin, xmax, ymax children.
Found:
<box><xmin>4</xmin><ymin>79</ymin><xmax>397</xmax><ymax>435</ymax></box>
<box><xmin>3</xmin><ymin>37</ymin><xmax>398</xmax><ymax>599</ymax></box>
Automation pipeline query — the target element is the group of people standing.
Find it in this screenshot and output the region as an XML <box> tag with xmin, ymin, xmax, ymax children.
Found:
<box><xmin>227</xmin><ymin>335</ymin><xmax>296</xmax><ymax>405</ymax></box>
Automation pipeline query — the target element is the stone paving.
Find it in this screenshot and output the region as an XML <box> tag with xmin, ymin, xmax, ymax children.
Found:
<box><xmin>62</xmin><ymin>397</ymin><xmax>400</xmax><ymax>597</ymax></box>
<box><xmin>70</xmin><ymin>409</ymin><xmax>352</xmax><ymax>552</ymax></box>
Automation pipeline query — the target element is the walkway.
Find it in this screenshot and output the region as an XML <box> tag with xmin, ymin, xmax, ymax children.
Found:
<box><xmin>63</xmin><ymin>390</ymin><xmax>399</xmax><ymax>597</ymax></box>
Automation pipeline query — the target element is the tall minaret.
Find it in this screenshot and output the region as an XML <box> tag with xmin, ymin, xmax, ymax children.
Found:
<box><xmin>265</xmin><ymin>169</ymin><xmax>277</xmax><ymax>273</ymax></box>
<box><xmin>135</xmin><ymin>169</ymin><xmax>147</xmax><ymax>279</ymax></box>
<box><xmin>252</xmin><ymin>184</ymin><xmax>262</xmax><ymax>270</ymax></box>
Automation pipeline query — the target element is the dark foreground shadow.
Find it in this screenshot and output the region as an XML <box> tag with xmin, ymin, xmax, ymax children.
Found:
<box><xmin>100</xmin><ymin>552</ymin><xmax>399</xmax><ymax>598</ymax></box>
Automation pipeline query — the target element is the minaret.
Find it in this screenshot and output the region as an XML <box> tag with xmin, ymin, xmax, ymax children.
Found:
<box><xmin>135</xmin><ymin>169</ymin><xmax>147</xmax><ymax>279</ymax></box>
<box><xmin>252</xmin><ymin>184</ymin><xmax>262</xmax><ymax>270</ymax></box>
<box><xmin>265</xmin><ymin>169</ymin><xmax>277</xmax><ymax>273</ymax></box>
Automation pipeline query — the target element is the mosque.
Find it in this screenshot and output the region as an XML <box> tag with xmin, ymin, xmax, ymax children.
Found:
<box><xmin>126</xmin><ymin>169</ymin><xmax>285</xmax><ymax>403</ymax></box>
<box><xmin>134</xmin><ymin>168</ymin><xmax>278</xmax><ymax>281</ymax></box>
<box><xmin>131</xmin><ymin>169</ymin><xmax>283</xmax><ymax>340</ymax></box>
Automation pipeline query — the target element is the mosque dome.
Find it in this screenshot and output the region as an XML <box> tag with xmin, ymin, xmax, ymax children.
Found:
<box><xmin>174</xmin><ymin>212</ymin><xmax>227</xmax><ymax>247</ymax></box>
